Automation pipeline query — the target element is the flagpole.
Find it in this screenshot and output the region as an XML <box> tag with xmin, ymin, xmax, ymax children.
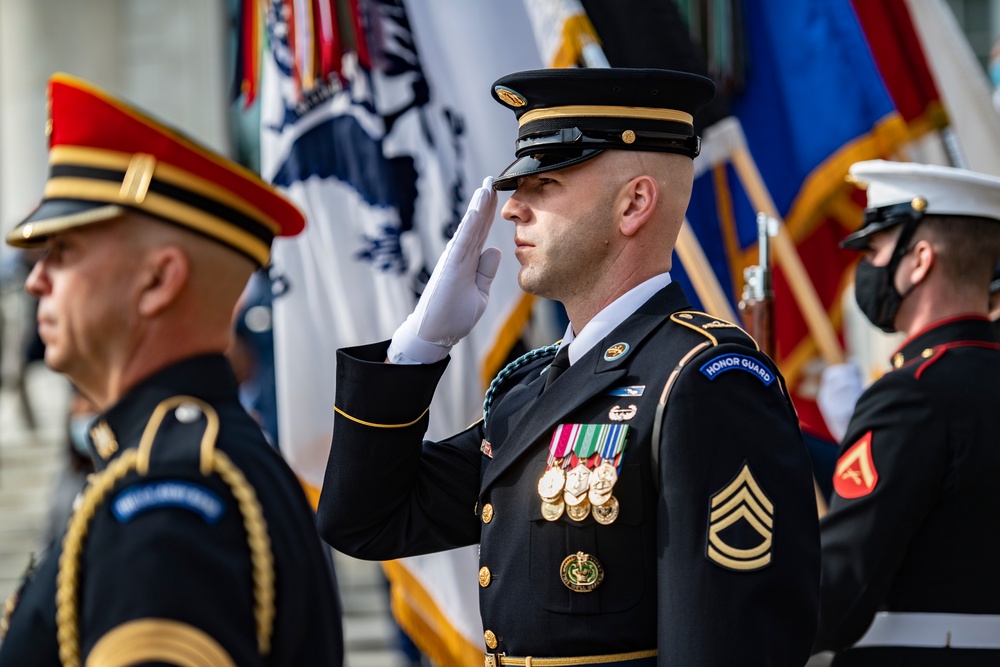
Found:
<box><xmin>729</xmin><ymin>146</ymin><xmax>845</xmax><ymax>365</ymax></box>
<box><xmin>675</xmin><ymin>219</ymin><xmax>740</xmax><ymax>322</ymax></box>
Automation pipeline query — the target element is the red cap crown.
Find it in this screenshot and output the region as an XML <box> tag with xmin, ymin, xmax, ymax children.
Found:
<box><xmin>6</xmin><ymin>73</ymin><xmax>304</xmax><ymax>266</ymax></box>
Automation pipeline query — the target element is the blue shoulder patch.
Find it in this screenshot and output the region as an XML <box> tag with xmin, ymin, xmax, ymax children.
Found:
<box><xmin>111</xmin><ymin>480</ymin><xmax>225</xmax><ymax>524</ymax></box>
<box><xmin>699</xmin><ymin>353</ymin><xmax>775</xmax><ymax>386</ymax></box>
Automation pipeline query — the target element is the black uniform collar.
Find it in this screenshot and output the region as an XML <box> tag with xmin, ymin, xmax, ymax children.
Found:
<box><xmin>890</xmin><ymin>315</ymin><xmax>996</xmax><ymax>369</ymax></box>
<box><xmin>89</xmin><ymin>354</ymin><xmax>238</xmax><ymax>469</ymax></box>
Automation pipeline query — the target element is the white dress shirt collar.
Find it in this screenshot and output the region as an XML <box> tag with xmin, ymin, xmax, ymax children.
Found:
<box><xmin>559</xmin><ymin>273</ymin><xmax>672</xmax><ymax>365</ymax></box>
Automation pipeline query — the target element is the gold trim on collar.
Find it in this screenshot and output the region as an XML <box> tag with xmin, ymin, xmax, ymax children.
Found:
<box><xmin>86</xmin><ymin>618</ymin><xmax>235</xmax><ymax>667</ymax></box>
<box><xmin>519</xmin><ymin>105</ymin><xmax>692</xmax><ymax>128</ymax></box>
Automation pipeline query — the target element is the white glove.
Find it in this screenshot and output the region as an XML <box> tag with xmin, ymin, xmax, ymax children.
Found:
<box><xmin>387</xmin><ymin>177</ymin><xmax>502</xmax><ymax>364</ymax></box>
<box><xmin>817</xmin><ymin>360</ymin><xmax>864</xmax><ymax>443</ymax></box>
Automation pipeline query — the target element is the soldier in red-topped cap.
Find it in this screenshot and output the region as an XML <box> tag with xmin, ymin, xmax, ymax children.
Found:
<box><xmin>0</xmin><ymin>74</ymin><xmax>343</xmax><ymax>667</ymax></box>
<box><xmin>815</xmin><ymin>160</ymin><xmax>1000</xmax><ymax>666</ymax></box>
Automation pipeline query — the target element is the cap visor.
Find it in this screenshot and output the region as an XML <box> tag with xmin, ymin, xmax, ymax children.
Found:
<box><xmin>5</xmin><ymin>200</ymin><xmax>126</xmax><ymax>247</ymax></box>
<box><xmin>493</xmin><ymin>150</ymin><xmax>604</xmax><ymax>191</ymax></box>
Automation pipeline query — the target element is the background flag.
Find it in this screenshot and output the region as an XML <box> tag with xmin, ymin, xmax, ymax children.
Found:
<box><xmin>256</xmin><ymin>1</ymin><xmax>542</xmax><ymax>663</ymax></box>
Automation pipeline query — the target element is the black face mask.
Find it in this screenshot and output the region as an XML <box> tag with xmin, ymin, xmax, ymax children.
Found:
<box><xmin>853</xmin><ymin>217</ymin><xmax>923</xmax><ymax>334</ymax></box>
<box><xmin>854</xmin><ymin>260</ymin><xmax>906</xmax><ymax>333</ymax></box>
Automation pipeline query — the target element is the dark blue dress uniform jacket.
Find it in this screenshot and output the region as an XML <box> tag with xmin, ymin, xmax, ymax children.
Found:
<box><xmin>0</xmin><ymin>355</ymin><xmax>344</xmax><ymax>667</ymax></box>
<box><xmin>816</xmin><ymin>317</ymin><xmax>1000</xmax><ymax>666</ymax></box>
<box><xmin>319</xmin><ymin>282</ymin><xmax>820</xmax><ymax>666</ymax></box>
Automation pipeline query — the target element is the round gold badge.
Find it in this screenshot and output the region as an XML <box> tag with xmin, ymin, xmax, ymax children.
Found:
<box><xmin>479</xmin><ymin>566</ymin><xmax>492</xmax><ymax>587</ymax></box>
<box><xmin>621</xmin><ymin>129</ymin><xmax>636</xmax><ymax>144</ymax></box>
<box><xmin>566</xmin><ymin>497</ymin><xmax>591</xmax><ymax>522</ymax></box>
<box><xmin>603</xmin><ymin>342</ymin><xmax>630</xmax><ymax>361</ymax></box>
<box><xmin>559</xmin><ymin>552</ymin><xmax>604</xmax><ymax>592</ymax></box>
<box><xmin>592</xmin><ymin>496</ymin><xmax>620</xmax><ymax>525</ymax></box>
<box><xmin>494</xmin><ymin>86</ymin><xmax>527</xmax><ymax>108</ymax></box>
<box><xmin>537</xmin><ymin>466</ymin><xmax>566</xmax><ymax>501</ymax></box>
<box><xmin>541</xmin><ymin>499</ymin><xmax>565</xmax><ymax>522</ymax></box>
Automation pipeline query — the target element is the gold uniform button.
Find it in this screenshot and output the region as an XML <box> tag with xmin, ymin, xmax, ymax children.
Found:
<box><xmin>892</xmin><ymin>353</ymin><xmax>905</xmax><ymax>368</ymax></box>
<box><xmin>484</xmin><ymin>629</ymin><xmax>498</xmax><ymax>649</ymax></box>
<box><xmin>479</xmin><ymin>566</ymin><xmax>491</xmax><ymax>587</ymax></box>
<box><xmin>482</xmin><ymin>503</ymin><xmax>494</xmax><ymax>524</ymax></box>
<box><xmin>921</xmin><ymin>348</ymin><xmax>934</xmax><ymax>358</ymax></box>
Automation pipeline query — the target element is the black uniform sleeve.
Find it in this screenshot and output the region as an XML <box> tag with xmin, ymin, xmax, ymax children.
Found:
<box><xmin>79</xmin><ymin>474</ymin><xmax>262</xmax><ymax>667</ymax></box>
<box><xmin>656</xmin><ymin>343</ymin><xmax>820</xmax><ymax>666</ymax></box>
<box><xmin>815</xmin><ymin>375</ymin><xmax>947</xmax><ymax>651</ymax></box>
<box><xmin>317</xmin><ymin>341</ymin><xmax>483</xmax><ymax>559</ymax></box>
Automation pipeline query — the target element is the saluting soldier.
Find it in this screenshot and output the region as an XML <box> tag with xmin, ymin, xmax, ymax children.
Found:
<box><xmin>0</xmin><ymin>74</ymin><xmax>343</xmax><ymax>667</ymax></box>
<box><xmin>318</xmin><ymin>68</ymin><xmax>819</xmax><ymax>666</ymax></box>
<box><xmin>814</xmin><ymin>161</ymin><xmax>1000</xmax><ymax>665</ymax></box>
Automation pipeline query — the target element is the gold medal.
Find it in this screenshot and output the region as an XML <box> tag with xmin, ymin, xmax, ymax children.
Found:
<box><xmin>563</xmin><ymin>464</ymin><xmax>591</xmax><ymax>505</ymax></box>
<box><xmin>592</xmin><ymin>496</ymin><xmax>620</xmax><ymax>525</ymax></box>
<box><xmin>567</xmin><ymin>497</ymin><xmax>591</xmax><ymax>522</ymax></box>
<box><xmin>587</xmin><ymin>461</ymin><xmax>618</xmax><ymax>504</ymax></box>
<box><xmin>541</xmin><ymin>499</ymin><xmax>565</xmax><ymax>521</ymax></box>
<box><xmin>537</xmin><ymin>466</ymin><xmax>566</xmax><ymax>501</ymax></box>
<box><xmin>559</xmin><ymin>551</ymin><xmax>604</xmax><ymax>592</ymax></box>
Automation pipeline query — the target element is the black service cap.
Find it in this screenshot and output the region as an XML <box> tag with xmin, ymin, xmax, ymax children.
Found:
<box><xmin>491</xmin><ymin>68</ymin><xmax>715</xmax><ymax>190</ymax></box>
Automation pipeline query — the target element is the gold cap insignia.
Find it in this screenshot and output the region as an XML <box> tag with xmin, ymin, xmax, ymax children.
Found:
<box><xmin>560</xmin><ymin>551</ymin><xmax>604</xmax><ymax>592</ymax></box>
<box><xmin>494</xmin><ymin>86</ymin><xmax>526</xmax><ymax>108</ymax></box>
<box><xmin>707</xmin><ymin>463</ymin><xmax>773</xmax><ymax>571</ymax></box>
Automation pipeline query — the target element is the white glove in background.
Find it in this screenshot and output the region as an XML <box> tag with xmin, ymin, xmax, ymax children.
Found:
<box><xmin>816</xmin><ymin>360</ymin><xmax>865</xmax><ymax>444</ymax></box>
<box><xmin>387</xmin><ymin>177</ymin><xmax>502</xmax><ymax>364</ymax></box>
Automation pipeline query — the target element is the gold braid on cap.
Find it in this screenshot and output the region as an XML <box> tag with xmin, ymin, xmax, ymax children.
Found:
<box><xmin>56</xmin><ymin>397</ymin><xmax>275</xmax><ymax>667</ymax></box>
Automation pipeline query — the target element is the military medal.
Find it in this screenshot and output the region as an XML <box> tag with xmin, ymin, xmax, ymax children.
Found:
<box><xmin>564</xmin><ymin>463</ymin><xmax>591</xmax><ymax>506</ymax></box>
<box><xmin>560</xmin><ymin>552</ymin><xmax>604</xmax><ymax>592</ymax></box>
<box><xmin>537</xmin><ymin>466</ymin><xmax>566</xmax><ymax>501</ymax></box>
<box><xmin>541</xmin><ymin>499</ymin><xmax>565</xmax><ymax>521</ymax></box>
<box><xmin>538</xmin><ymin>423</ymin><xmax>630</xmax><ymax>523</ymax></box>
<box><xmin>566</xmin><ymin>497</ymin><xmax>591</xmax><ymax>522</ymax></box>
<box><xmin>592</xmin><ymin>496</ymin><xmax>620</xmax><ymax>525</ymax></box>
<box><xmin>588</xmin><ymin>460</ymin><xmax>618</xmax><ymax>505</ymax></box>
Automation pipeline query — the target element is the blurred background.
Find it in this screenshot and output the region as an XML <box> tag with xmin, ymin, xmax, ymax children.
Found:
<box><xmin>3</xmin><ymin>1</ymin><xmax>1000</xmax><ymax>665</ymax></box>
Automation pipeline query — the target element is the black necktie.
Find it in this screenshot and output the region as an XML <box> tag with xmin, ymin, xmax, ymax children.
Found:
<box><xmin>543</xmin><ymin>346</ymin><xmax>571</xmax><ymax>390</ymax></box>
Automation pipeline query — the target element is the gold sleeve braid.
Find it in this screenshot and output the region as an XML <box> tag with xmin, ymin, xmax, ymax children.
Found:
<box><xmin>56</xmin><ymin>396</ymin><xmax>275</xmax><ymax>667</ymax></box>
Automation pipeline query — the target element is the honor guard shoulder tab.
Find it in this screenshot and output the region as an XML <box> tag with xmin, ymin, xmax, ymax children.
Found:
<box><xmin>669</xmin><ymin>311</ymin><xmax>759</xmax><ymax>350</ymax></box>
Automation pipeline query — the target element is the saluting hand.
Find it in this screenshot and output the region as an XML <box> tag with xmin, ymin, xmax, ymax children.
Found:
<box><xmin>388</xmin><ymin>177</ymin><xmax>502</xmax><ymax>364</ymax></box>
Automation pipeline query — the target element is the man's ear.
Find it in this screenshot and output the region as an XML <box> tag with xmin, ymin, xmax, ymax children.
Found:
<box><xmin>619</xmin><ymin>175</ymin><xmax>658</xmax><ymax>237</ymax></box>
<box><xmin>137</xmin><ymin>246</ymin><xmax>189</xmax><ymax>317</ymax></box>
<box><xmin>907</xmin><ymin>239</ymin><xmax>935</xmax><ymax>286</ymax></box>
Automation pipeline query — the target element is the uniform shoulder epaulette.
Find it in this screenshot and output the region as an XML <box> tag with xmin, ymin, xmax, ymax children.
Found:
<box><xmin>669</xmin><ymin>310</ymin><xmax>759</xmax><ymax>351</ymax></box>
<box><xmin>57</xmin><ymin>395</ymin><xmax>277</xmax><ymax>665</ymax></box>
